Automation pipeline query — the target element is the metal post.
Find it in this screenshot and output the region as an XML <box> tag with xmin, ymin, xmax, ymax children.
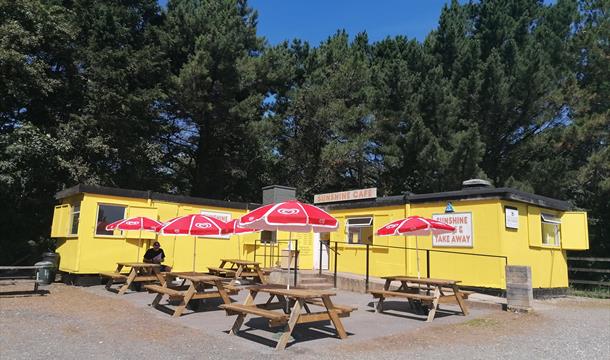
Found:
<box><xmin>294</xmin><ymin>239</ymin><xmax>299</xmax><ymax>287</ymax></box>
<box><xmin>365</xmin><ymin>243</ymin><xmax>370</xmax><ymax>292</ymax></box>
<box><xmin>426</xmin><ymin>250</ymin><xmax>430</xmax><ymax>278</ymax></box>
<box><xmin>319</xmin><ymin>239</ymin><xmax>323</xmax><ymax>276</ymax></box>
<box><xmin>334</xmin><ymin>241</ymin><xmax>338</xmax><ymax>288</ymax></box>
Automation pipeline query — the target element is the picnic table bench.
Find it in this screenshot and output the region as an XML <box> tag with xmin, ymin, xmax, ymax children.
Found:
<box><xmin>100</xmin><ymin>262</ymin><xmax>165</xmax><ymax>295</ymax></box>
<box><xmin>370</xmin><ymin>276</ymin><xmax>469</xmax><ymax>322</ymax></box>
<box><xmin>209</xmin><ymin>259</ymin><xmax>267</xmax><ymax>285</ymax></box>
<box><xmin>221</xmin><ymin>285</ymin><xmax>356</xmax><ymax>350</ymax></box>
<box><xmin>145</xmin><ymin>273</ymin><xmax>238</xmax><ymax>317</ymax></box>
<box><xmin>0</xmin><ymin>265</ymin><xmax>50</xmax><ymax>293</ymax></box>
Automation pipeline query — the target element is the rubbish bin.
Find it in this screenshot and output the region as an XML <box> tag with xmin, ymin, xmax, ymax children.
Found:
<box><xmin>42</xmin><ymin>252</ymin><xmax>60</xmax><ymax>269</ymax></box>
<box><xmin>35</xmin><ymin>261</ymin><xmax>55</xmax><ymax>285</ymax></box>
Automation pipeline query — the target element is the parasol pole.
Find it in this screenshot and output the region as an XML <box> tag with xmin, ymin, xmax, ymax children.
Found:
<box><xmin>415</xmin><ymin>235</ymin><xmax>421</xmax><ymax>279</ymax></box>
<box><xmin>137</xmin><ymin>227</ymin><xmax>142</xmax><ymax>262</ymax></box>
<box><xmin>193</xmin><ymin>236</ymin><xmax>197</xmax><ymax>272</ymax></box>
<box><xmin>287</xmin><ymin>232</ymin><xmax>292</xmax><ymax>290</ymax></box>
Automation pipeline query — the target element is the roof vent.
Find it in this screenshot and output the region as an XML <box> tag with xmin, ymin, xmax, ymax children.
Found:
<box><xmin>462</xmin><ymin>179</ymin><xmax>493</xmax><ymax>189</ymax></box>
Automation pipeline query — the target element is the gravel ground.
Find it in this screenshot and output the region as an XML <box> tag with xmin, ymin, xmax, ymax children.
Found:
<box><xmin>1</xmin><ymin>282</ymin><xmax>609</xmax><ymax>360</ymax></box>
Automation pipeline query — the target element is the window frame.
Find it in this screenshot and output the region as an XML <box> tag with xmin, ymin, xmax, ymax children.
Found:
<box><xmin>345</xmin><ymin>216</ymin><xmax>374</xmax><ymax>245</ymax></box>
<box><xmin>68</xmin><ymin>203</ymin><xmax>81</xmax><ymax>236</ymax></box>
<box><xmin>94</xmin><ymin>203</ymin><xmax>127</xmax><ymax>238</ymax></box>
<box><xmin>540</xmin><ymin>213</ymin><xmax>561</xmax><ymax>246</ymax></box>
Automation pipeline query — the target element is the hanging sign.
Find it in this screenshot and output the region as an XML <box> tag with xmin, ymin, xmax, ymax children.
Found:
<box><xmin>432</xmin><ymin>212</ymin><xmax>473</xmax><ymax>247</ymax></box>
<box><xmin>314</xmin><ymin>188</ymin><xmax>377</xmax><ymax>204</ymax></box>
<box><xmin>200</xmin><ymin>210</ymin><xmax>231</xmax><ymax>239</ymax></box>
<box><xmin>505</xmin><ymin>207</ymin><xmax>519</xmax><ymax>229</ymax></box>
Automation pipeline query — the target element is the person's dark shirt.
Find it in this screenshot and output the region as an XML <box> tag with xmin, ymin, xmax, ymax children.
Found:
<box><xmin>143</xmin><ymin>248</ymin><xmax>165</xmax><ymax>262</ymax></box>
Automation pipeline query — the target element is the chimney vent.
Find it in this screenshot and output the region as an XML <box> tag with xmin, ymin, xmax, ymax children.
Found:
<box><xmin>462</xmin><ymin>179</ymin><xmax>493</xmax><ymax>189</ymax></box>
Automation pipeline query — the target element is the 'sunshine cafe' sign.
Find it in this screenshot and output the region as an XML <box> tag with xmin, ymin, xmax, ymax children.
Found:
<box><xmin>314</xmin><ymin>188</ymin><xmax>377</xmax><ymax>204</ymax></box>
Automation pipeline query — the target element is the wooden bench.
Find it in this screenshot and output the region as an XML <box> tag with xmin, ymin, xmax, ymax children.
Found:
<box><xmin>207</xmin><ymin>267</ymin><xmax>236</xmax><ymax>276</ymax></box>
<box><xmin>144</xmin><ymin>284</ymin><xmax>184</xmax><ymax>298</ymax></box>
<box><xmin>370</xmin><ymin>289</ymin><xmax>436</xmax><ymax>302</ymax></box>
<box><xmin>0</xmin><ymin>265</ymin><xmax>49</xmax><ymax>293</ymax></box>
<box><xmin>304</xmin><ymin>300</ymin><xmax>357</xmax><ymax>315</ymax></box>
<box><xmin>221</xmin><ymin>304</ymin><xmax>289</xmax><ymax>327</ymax></box>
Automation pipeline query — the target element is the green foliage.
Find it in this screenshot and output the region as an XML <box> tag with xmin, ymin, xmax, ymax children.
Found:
<box><xmin>0</xmin><ymin>0</ymin><xmax>608</xmax><ymax>264</ymax></box>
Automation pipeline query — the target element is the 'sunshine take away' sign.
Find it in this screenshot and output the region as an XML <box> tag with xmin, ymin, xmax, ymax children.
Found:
<box><xmin>432</xmin><ymin>212</ymin><xmax>473</xmax><ymax>247</ymax></box>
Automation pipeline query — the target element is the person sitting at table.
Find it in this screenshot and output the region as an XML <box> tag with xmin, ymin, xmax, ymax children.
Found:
<box><xmin>143</xmin><ymin>241</ymin><xmax>172</xmax><ymax>272</ymax></box>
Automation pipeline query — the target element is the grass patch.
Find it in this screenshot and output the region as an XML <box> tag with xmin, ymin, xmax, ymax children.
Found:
<box><xmin>568</xmin><ymin>286</ymin><xmax>610</xmax><ymax>299</ymax></box>
<box><xmin>463</xmin><ymin>318</ymin><xmax>500</xmax><ymax>328</ymax></box>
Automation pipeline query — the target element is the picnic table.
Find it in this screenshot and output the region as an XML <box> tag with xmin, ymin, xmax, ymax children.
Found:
<box><xmin>369</xmin><ymin>276</ymin><xmax>469</xmax><ymax>322</ymax></box>
<box><xmin>100</xmin><ymin>262</ymin><xmax>165</xmax><ymax>295</ymax></box>
<box><xmin>145</xmin><ymin>273</ymin><xmax>238</xmax><ymax>317</ymax></box>
<box><xmin>221</xmin><ymin>285</ymin><xmax>356</xmax><ymax>350</ymax></box>
<box><xmin>208</xmin><ymin>259</ymin><xmax>267</xmax><ymax>285</ymax></box>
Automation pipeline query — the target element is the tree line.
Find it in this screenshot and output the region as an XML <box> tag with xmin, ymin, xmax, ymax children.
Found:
<box><xmin>1</xmin><ymin>0</ymin><xmax>608</xmax><ymax>264</ymax></box>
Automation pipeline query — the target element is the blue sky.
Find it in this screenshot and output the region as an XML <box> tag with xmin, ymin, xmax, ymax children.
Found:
<box><xmin>250</xmin><ymin>0</ymin><xmax>451</xmax><ymax>45</ymax></box>
<box><xmin>159</xmin><ymin>0</ymin><xmax>452</xmax><ymax>45</ymax></box>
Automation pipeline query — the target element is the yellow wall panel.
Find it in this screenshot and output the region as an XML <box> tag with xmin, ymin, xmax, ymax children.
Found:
<box><xmin>561</xmin><ymin>211</ymin><xmax>589</xmax><ymax>250</ymax></box>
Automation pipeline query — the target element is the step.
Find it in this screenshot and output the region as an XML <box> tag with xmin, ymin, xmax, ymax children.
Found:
<box><xmin>298</xmin><ymin>282</ymin><xmax>334</xmax><ymax>290</ymax></box>
<box><xmin>299</xmin><ymin>277</ymin><xmax>330</xmax><ymax>284</ymax></box>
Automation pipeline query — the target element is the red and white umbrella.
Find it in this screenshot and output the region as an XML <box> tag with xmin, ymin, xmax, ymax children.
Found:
<box><xmin>223</xmin><ymin>219</ymin><xmax>260</xmax><ymax>235</ymax></box>
<box><xmin>239</xmin><ymin>200</ymin><xmax>339</xmax><ymax>233</ymax></box>
<box><xmin>376</xmin><ymin>216</ymin><xmax>456</xmax><ymax>278</ymax></box>
<box><xmin>239</xmin><ymin>200</ymin><xmax>339</xmax><ymax>289</ymax></box>
<box><xmin>105</xmin><ymin>216</ymin><xmax>163</xmax><ymax>261</ymax></box>
<box><xmin>156</xmin><ymin>214</ymin><xmax>228</xmax><ymax>271</ymax></box>
<box><xmin>105</xmin><ymin>216</ymin><xmax>163</xmax><ymax>231</ymax></box>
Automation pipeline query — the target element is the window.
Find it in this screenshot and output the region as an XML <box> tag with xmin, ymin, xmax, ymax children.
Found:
<box><xmin>541</xmin><ymin>213</ymin><xmax>561</xmax><ymax>246</ymax></box>
<box><xmin>260</xmin><ymin>231</ymin><xmax>277</xmax><ymax>244</ymax></box>
<box><xmin>95</xmin><ymin>204</ymin><xmax>126</xmax><ymax>236</ymax></box>
<box><xmin>346</xmin><ymin>217</ymin><xmax>373</xmax><ymax>245</ymax></box>
<box><xmin>69</xmin><ymin>203</ymin><xmax>81</xmax><ymax>235</ymax></box>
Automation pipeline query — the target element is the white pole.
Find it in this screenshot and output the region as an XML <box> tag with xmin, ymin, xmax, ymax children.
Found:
<box><xmin>193</xmin><ymin>238</ymin><xmax>196</xmax><ymax>272</ymax></box>
<box><xmin>415</xmin><ymin>235</ymin><xmax>421</xmax><ymax>279</ymax></box>
<box><xmin>137</xmin><ymin>227</ymin><xmax>142</xmax><ymax>262</ymax></box>
<box><xmin>287</xmin><ymin>232</ymin><xmax>292</xmax><ymax>290</ymax></box>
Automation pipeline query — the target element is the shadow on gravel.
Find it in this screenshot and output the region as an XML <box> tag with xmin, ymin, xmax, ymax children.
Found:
<box><xmin>223</xmin><ymin>317</ymin><xmax>355</xmax><ymax>349</ymax></box>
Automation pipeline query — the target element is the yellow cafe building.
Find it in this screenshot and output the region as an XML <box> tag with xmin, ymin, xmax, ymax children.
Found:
<box><xmin>50</xmin><ymin>181</ymin><xmax>589</xmax><ymax>293</ymax></box>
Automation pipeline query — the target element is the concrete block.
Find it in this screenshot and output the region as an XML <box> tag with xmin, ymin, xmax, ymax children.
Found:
<box><xmin>505</xmin><ymin>265</ymin><xmax>533</xmax><ymax>312</ymax></box>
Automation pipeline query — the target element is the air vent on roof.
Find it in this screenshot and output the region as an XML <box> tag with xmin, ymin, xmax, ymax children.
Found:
<box><xmin>462</xmin><ymin>179</ymin><xmax>493</xmax><ymax>189</ymax></box>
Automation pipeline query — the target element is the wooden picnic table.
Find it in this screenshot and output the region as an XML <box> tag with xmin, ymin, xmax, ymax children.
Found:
<box><xmin>145</xmin><ymin>273</ymin><xmax>238</xmax><ymax>317</ymax></box>
<box><xmin>221</xmin><ymin>285</ymin><xmax>356</xmax><ymax>350</ymax></box>
<box><xmin>100</xmin><ymin>262</ymin><xmax>165</xmax><ymax>295</ymax></box>
<box><xmin>208</xmin><ymin>259</ymin><xmax>267</xmax><ymax>285</ymax></box>
<box><xmin>369</xmin><ymin>276</ymin><xmax>469</xmax><ymax>322</ymax></box>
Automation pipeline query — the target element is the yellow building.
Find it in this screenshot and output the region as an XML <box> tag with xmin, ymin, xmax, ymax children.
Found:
<box><xmin>51</xmin><ymin>182</ymin><xmax>589</xmax><ymax>292</ymax></box>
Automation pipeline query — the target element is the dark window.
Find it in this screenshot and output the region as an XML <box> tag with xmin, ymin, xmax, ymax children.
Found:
<box><xmin>96</xmin><ymin>204</ymin><xmax>126</xmax><ymax>236</ymax></box>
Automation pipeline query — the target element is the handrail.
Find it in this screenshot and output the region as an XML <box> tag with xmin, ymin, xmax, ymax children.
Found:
<box><xmin>321</xmin><ymin>239</ymin><xmax>509</xmax><ymax>289</ymax></box>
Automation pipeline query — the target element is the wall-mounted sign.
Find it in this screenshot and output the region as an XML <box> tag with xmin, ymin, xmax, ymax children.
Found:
<box><xmin>313</xmin><ymin>188</ymin><xmax>377</xmax><ymax>204</ymax></box>
<box><xmin>200</xmin><ymin>210</ymin><xmax>231</xmax><ymax>239</ymax></box>
<box><xmin>505</xmin><ymin>207</ymin><xmax>519</xmax><ymax>229</ymax></box>
<box><xmin>445</xmin><ymin>202</ymin><xmax>455</xmax><ymax>213</ymax></box>
<box><xmin>432</xmin><ymin>212</ymin><xmax>473</xmax><ymax>247</ymax></box>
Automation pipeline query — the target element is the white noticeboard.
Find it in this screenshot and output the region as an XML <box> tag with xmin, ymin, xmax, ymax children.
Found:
<box><xmin>505</xmin><ymin>207</ymin><xmax>519</xmax><ymax>229</ymax></box>
<box><xmin>432</xmin><ymin>212</ymin><xmax>473</xmax><ymax>248</ymax></box>
<box><xmin>200</xmin><ymin>210</ymin><xmax>231</xmax><ymax>239</ymax></box>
